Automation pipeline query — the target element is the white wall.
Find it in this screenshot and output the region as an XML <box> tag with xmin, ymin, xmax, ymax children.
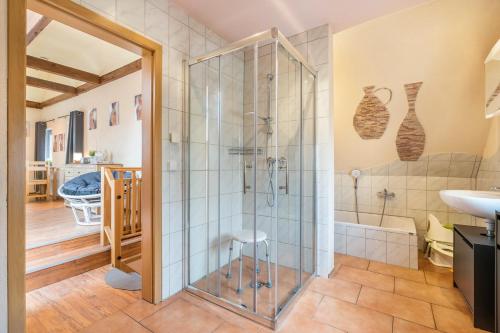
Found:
<box><xmin>333</xmin><ymin>0</ymin><xmax>500</xmax><ymax>171</ymax></box>
<box><xmin>38</xmin><ymin>71</ymin><xmax>142</xmax><ymax>167</ymax></box>
<box><xmin>0</xmin><ymin>0</ymin><xmax>7</xmax><ymax>329</ymax></box>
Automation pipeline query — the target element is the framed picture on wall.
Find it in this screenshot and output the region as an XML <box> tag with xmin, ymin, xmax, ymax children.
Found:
<box><xmin>53</xmin><ymin>134</ymin><xmax>58</xmax><ymax>152</ymax></box>
<box><xmin>109</xmin><ymin>101</ymin><xmax>119</xmax><ymax>126</ymax></box>
<box><xmin>135</xmin><ymin>94</ymin><xmax>143</xmax><ymax>121</ymax></box>
<box><xmin>58</xmin><ymin>133</ymin><xmax>64</xmax><ymax>152</ymax></box>
<box><xmin>89</xmin><ymin>108</ymin><xmax>97</xmax><ymax>130</ymax></box>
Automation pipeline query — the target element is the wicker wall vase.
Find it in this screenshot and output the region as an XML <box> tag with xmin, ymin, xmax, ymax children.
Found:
<box><xmin>396</xmin><ymin>82</ymin><xmax>425</xmax><ymax>161</ymax></box>
<box><xmin>353</xmin><ymin>86</ymin><xmax>392</xmax><ymax>139</ymax></box>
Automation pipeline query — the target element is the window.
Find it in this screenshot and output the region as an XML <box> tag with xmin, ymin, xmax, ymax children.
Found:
<box><xmin>44</xmin><ymin>128</ymin><xmax>52</xmax><ymax>162</ymax></box>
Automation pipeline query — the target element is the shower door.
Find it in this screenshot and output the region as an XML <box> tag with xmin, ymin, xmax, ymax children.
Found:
<box><xmin>187</xmin><ymin>29</ymin><xmax>316</xmax><ymax>326</ymax></box>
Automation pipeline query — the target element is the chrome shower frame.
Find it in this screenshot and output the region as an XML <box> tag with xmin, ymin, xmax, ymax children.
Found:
<box><xmin>184</xmin><ymin>27</ymin><xmax>317</xmax><ymax>330</ymax></box>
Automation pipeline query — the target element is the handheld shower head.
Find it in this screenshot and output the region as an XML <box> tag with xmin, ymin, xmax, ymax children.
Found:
<box><xmin>350</xmin><ymin>169</ymin><xmax>361</xmax><ymax>189</ymax></box>
<box><xmin>351</xmin><ymin>169</ymin><xmax>361</xmax><ymax>178</ymax></box>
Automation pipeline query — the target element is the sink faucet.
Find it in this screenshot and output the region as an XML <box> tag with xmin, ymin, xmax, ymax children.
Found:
<box><xmin>489</xmin><ymin>186</ymin><xmax>500</xmax><ymax>191</ymax></box>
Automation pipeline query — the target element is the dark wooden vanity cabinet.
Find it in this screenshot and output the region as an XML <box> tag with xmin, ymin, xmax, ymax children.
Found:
<box><xmin>453</xmin><ymin>225</ymin><xmax>495</xmax><ymax>332</ymax></box>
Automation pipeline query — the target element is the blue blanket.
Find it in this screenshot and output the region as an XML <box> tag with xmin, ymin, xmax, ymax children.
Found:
<box><xmin>61</xmin><ymin>172</ymin><xmax>101</xmax><ymax>196</ymax></box>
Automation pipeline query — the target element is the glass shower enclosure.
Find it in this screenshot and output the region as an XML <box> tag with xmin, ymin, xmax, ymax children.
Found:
<box><xmin>186</xmin><ymin>28</ymin><xmax>316</xmax><ymax>328</ymax></box>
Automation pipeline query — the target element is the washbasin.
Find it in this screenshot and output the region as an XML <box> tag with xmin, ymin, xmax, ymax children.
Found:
<box><xmin>440</xmin><ymin>190</ymin><xmax>500</xmax><ymax>237</ymax></box>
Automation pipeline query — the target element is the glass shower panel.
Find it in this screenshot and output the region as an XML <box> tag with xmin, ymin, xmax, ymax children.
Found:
<box><xmin>188</xmin><ymin>57</ymin><xmax>221</xmax><ymax>296</ymax></box>
<box><xmin>275</xmin><ymin>43</ymin><xmax>301</xmax><ymax>315</ymax></box>
<box><xmin>240</xmin><ymin>44</ymin><xmax>257</xmax><ymax>312</ymax></box>
<box><xmin>187</xmin><ymin>29</ymin><xmax>317</xmax><ymax>328</ymax></box>
<box><xmin>301</xmin><ymin>66</ymin><xmax>316</xmax><ymax>282</ymax></box>
<box><xmin>253</xmin><ymin>41</ymin><xmax>279</xmax><ymax>318</ymax></box>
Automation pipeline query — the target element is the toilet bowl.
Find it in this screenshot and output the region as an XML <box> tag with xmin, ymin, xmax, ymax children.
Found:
<box><xmin>424</xmin><ymin>214</ymin><xmax>453</xmax><ymax>268</ymax></box>
<box><xmin>428</xmin><ymin>241</ymin><xmax>453</xmax><ymax>268</ymax></box>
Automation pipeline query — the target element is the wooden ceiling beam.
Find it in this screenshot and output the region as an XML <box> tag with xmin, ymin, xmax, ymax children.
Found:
<box><xmin>26</xmin><ymin>16</ymin><xmax>52</xmax><ymax>45</ymax></box>
<box><xmin>26</xmin><ymin>55</ymin><xmax>101</xmax><ymax>84</ymax></box>
<box><xmin>26</xmin><ymin>100</ymin><xmax>43</xmax><ymax>109</ymax></box>
<box><xmin>27</xmin><ymin>76</ymin><xmax>77</xmax><ymax>94</ymax></box>
<box><xmin>40</xmin><ymin>59</ymin><xmax>142</xmax><ymax>108</ymax></box>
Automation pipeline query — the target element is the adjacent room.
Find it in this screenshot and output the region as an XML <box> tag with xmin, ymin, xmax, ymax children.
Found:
<box><xmin>24</xmin><ymin>9</ymin><xmax>145</xmax><ymax>291</ymax></box>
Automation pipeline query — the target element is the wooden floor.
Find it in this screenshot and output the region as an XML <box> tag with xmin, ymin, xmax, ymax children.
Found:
<box><xmin>26</xmin><ymin>200</ymin><xmax>100</xmax><ymax>249</ymax></box>
<box><xmin>26</xmin><ymin>253</ymin><xmax>486</xmax><ymax>333</ymax></box>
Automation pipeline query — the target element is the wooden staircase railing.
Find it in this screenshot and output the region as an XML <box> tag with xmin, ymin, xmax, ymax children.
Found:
<box><xmin>101</xmin><ymin>167</ymin><xmax>142</xmax><ymax>272</ymax></box>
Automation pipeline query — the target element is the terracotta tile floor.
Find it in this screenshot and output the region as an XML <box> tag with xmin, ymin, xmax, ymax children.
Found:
<box><xmin>26</xmin><ymin>253</ymin><xmax>490</xmax><ymax>332</ymax></box>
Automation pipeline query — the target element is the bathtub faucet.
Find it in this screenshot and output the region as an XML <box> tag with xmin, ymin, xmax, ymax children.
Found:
<box><xmin>377</xmin><ymin>189</ymin><xmax>395</xmax><ymax>199</ymax></box>
<box><xmin>376</xmin><ymin>189</ymin><xmax>395</xmax><ymax>227</ymax></box>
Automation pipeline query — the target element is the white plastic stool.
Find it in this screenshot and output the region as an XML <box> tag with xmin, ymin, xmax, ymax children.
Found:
<box><xmin>226</xmin><ymin>229</ymin><xmax>272</xmax><ymax>293</ymax></box>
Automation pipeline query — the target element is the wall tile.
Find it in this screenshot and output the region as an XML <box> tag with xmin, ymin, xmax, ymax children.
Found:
<box><xmin>347</xmin><ymin>225</ymin><xmax>365</xmax><ymax>237</ymax></box>
<box><xmin>346</xmin><ymin>235</ymin><xmax>365</xmax><ymax>258</ymax></box>
<box><xmin>427</xmin><ymin>161</ymin><xmax>449</xmax><ymax>177</ymax></box>
<box><xmin>116</xmin><ymin>0</ymin><xmax>145</xmax><ymax>32</ymax></box>
<box><xmin>307</xmin><ymin>37</ymin><xmax>329</xmax><ymax>67</ymax></box>
<box><xmin>334</xmin><ymin>233</ymin><xmax>347</xmax><ymax>254</ymax></box>
<box><xmin>366</xmin><ymin>229</ymin><xmax>386</xmax><ymax>241</ymax></box>
<box><xmin>169</xmin><ymin>17</ymin><xmax>189</xmax><ymax>53</ymax></box>
<box><xmin>407</xmin><ymin>176</ymin><xmax>426</xmax><ymax>190</ymax></box>
<box><xmin>426</xmin><ymin>190</ymin><xmax>447</xmax><ymax>212</ymax></box>
<box><xmin>387</xmin><ymin>243</ymin><xmax>409</xmax><ymax>267</ymax></box>
<box><xmin>145</xmin><ymin>2</ymin><xmax>169</xmax><ymax>45</ymax></box>
<box><xmin>366</xmin><ymin>239</ymin><xmax>386</xmax><ymax>263</ymax></box>
<box><xmin>407</xmin><ymin>161</ymin><xmax>428</xmax><ymax>176</ymax></box>
<box><xmin>82</xmin><ymin>0</ymin><xmax>116</xmax><ymax>17</ymax></box>
<box><xmin>426</xmin><ymin>177</ymin><xmax>447</xmax><ymax>190</ymax></box>
<box><xmin>407</xmin><ymin>190</ymin><xmax>426</xmax><ymax>210</ymax></box>
<box><xmin>387</xmin><ymin>232</ymin><xmax>409</xmax><ymax>245</ymax></box>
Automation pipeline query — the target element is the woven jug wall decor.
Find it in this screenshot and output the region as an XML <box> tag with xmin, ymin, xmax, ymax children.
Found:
<box><xmin>396</xmin><ymin>82</ymin><xmax>425</xmax><ymax>161</ymax></box>
<box><xmin>353</xmin><ymin>86</ymin><xmax>392</xmax><ymax>139</ymax></box>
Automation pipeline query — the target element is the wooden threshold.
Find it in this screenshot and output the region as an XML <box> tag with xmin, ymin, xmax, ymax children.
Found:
<box><xmin>26</xmin><ymin>236</ymin><xmax>141</xmax><ymax>292</ymax></box>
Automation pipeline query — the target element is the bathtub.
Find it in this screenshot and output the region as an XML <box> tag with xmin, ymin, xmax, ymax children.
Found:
<box><xmin>334</xmin><ymin>210</ymin><xmax>419</xmax><ymax>270</ymax></box>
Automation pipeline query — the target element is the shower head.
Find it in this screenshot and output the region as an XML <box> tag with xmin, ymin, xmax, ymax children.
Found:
<box><xmin>351</xmin><ymin>169</ymin><xmax>361</xmax><ymax>178</ymax></box>
<box><xmin>267</xmin><ymin>73</ymin><xmax>274</xmax><ymax>81</ymax></box>
<box><xmin>351</xmin><ymin>169</ymin><xmax>361</xmax><ymax>189</ymax></box>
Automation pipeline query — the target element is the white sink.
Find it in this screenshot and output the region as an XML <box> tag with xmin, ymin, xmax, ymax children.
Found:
<box><xmin>440</xmin><ymin>190</ymin><xmax>500</xmax><ymax>237</ymax></box>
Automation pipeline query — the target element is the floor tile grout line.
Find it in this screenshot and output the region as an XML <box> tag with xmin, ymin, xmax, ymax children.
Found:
<box><xmin>355</xmin><ymin>287</ymin><xmax>440</xmax><ymax>330</ymax></box>
<box><xmin>354</xmin><ymin>301</ymin><xmax>437</xmax><ymax>331</ymax></box>
<box><xmin>122</xmin><ymin>310</ymin><xmax>154</xmax><ymax>333</ymax></box>
<box><xmin>355</xmin><ymin>284</ymin><xmax>362</xmax><ymax>304</ymax></box>
<box><xmin>430</xmin><ymin>303</ymin><xmax>438</xmax><ymax>330</ymax></box>
<box><xmin>138</xmin><ymin>295</ymin><xmax>183</xmax><ymax>324</ymax></box>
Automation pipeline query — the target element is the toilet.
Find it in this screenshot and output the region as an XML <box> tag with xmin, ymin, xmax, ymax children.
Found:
<box><xmin>424</xmin><ymin>214</ymin><xmax>453</xmax><ymax>268</ymax></box>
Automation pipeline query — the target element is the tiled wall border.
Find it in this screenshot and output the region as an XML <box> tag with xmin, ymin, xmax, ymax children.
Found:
<box><xmin>335</xmin><ymin>152</ymin><xmax>484</xmax><ymax>248</ymax></box>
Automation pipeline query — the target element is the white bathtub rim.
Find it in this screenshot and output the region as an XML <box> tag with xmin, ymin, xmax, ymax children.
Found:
<box><xmin>335</xmin><ymin>220</ymin><xmax>417</xmax><ymax>235</ymax></box>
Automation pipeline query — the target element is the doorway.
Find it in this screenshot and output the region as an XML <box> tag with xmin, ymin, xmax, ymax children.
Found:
<box><xmin>7</xmin><ymin>0</ymin><xmax>162</xmax><ymax>331</ymax></box>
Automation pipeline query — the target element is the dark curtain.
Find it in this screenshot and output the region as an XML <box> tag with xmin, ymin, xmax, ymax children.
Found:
<box><xmin>34</xmin><ymin>121</ymin><xmax>47</xmax><ymax>161</ymax></box>
<box><xmin>65</xmin><ymin>111</ymin><xmax>84</xmax><ymax>164</ymax></box>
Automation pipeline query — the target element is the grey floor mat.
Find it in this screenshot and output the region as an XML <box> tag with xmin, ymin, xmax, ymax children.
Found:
<box><xmin>105</xmin><ymin>267</ymin><xmax>142</xmax><ymax>291</ymax></box>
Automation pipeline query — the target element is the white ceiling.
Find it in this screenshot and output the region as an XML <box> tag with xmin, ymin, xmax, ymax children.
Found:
<box><xmin>26</xmin><ymin>11</ymin><xmax>141</xmax><ymax>103</ymax></box>
<box><xmin>174</xmin><ymin>0</ymin><xmax>433</xmax><ymax>41</ymax></box>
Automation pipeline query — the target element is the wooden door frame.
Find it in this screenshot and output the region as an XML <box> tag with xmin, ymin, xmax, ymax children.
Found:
<box><xmin>7</xmin><ymin>0</ymin><xmax>162</xmax><ymax>330</ymax></box>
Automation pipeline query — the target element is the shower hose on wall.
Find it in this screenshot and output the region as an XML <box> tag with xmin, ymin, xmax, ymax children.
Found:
<box><xmin>262</xmin><ymin>73</ymin><xmax>276</xmax><ymax>207</ymax></box>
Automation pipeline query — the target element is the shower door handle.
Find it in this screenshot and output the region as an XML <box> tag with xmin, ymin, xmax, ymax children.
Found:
<box><xmin>278</xmin><ymin>157</ymin><xmax>288</xmax><ymax>195</ymax></box>
<box><xmin>243</xmin><ymin>161</ymin><xmax>251</xmax><ymax>194</ymax></box>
